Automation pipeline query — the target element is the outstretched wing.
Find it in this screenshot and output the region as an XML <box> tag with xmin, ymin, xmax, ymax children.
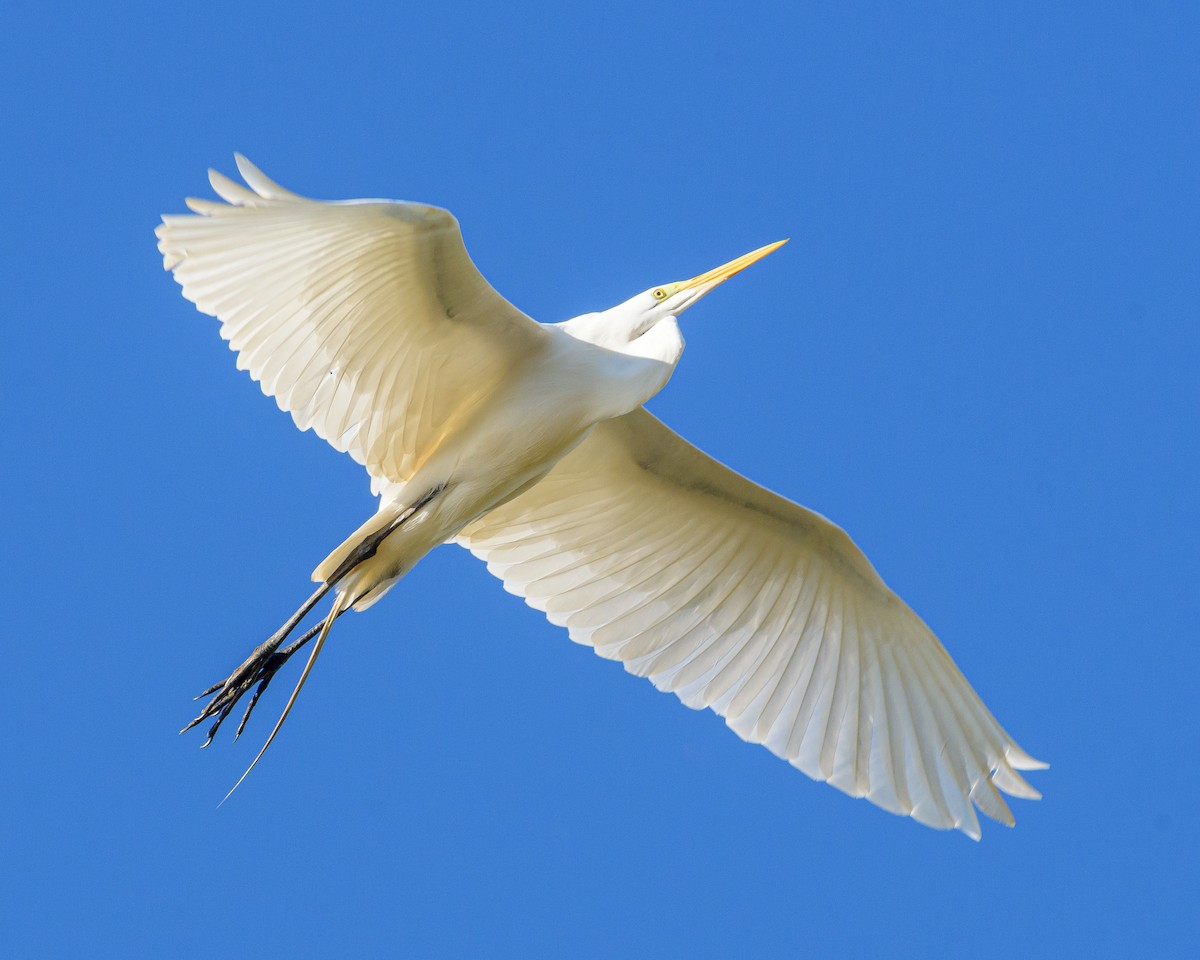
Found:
<box><xmin>157</xmin><ymin>155</ymin><xmax>548</xmax><ymax>486</ymax></box>
<box><xmin>457</xmin><ymin>408</ymin><xmax>1045</xmax><ymax>838</ymax></box>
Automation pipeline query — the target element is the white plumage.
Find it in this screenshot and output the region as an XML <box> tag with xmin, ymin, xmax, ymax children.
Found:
<box><xmin>159</xmin><ymin>155</ymin><xmax>1044</xmax><ymax>836</ymax></box>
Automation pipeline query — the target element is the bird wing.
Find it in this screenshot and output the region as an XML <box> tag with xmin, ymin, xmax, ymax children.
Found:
<box><xmin>157</xmin><ymin>155</ymin><xmax>548</xmax><ymax>486</ymax></box>
<box><xmin>456</xmin><ymin>408</ymin><xmax>1045</xmax><ymax>838</ymax></box>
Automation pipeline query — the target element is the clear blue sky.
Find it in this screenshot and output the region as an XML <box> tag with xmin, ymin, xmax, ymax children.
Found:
<box><xmin>2</xmin><ymin>2</ymin><xmax>1196</xmax><ymax>957</ymax></box>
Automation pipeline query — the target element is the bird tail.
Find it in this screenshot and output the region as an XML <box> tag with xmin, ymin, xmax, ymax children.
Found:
<box><xmin>312</xmin><ymin>510</ymin><xmax>402</xmax><ymax>585</ymax></box>
<box><xmin>312</xmin><ymin>485</ymin><xmax>446</xmax><ymax>610</ymax></box>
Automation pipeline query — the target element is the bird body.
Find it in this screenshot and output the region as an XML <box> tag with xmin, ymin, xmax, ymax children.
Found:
<box><xmin>318</xmin><ymin>296</ymin><xmax>684</xmax><ymax>609</ymax></box>
<box><xmin>159</xmin><ymin>156</ymin><xmax>1044</xmax><ymax>837</ymax></box>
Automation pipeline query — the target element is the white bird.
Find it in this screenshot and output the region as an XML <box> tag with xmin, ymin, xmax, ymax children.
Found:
<box><xmin>158</xmin><ymin>155</ymin><xmax>1044</xmax><ymax>836</ymax></box>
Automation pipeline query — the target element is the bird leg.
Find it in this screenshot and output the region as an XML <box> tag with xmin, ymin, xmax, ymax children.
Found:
<box><xmin>181</xmin><ymin>484</ymin><xmax>447</xmax><ymax>749</ymax></box>
<box><xmin>181</xmin><ymin>583</ymin><xmax>330</xmax><ymax>746</ymax></box>
<box><xmin>322</xmin><ymin>482</ymin><xmax>445</xmax><ymax>585</ymax></box>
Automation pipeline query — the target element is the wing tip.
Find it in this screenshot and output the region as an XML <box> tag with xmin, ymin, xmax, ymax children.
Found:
<box><xmin>185</xmin><ymin>196</ymin><xmax>224</xmax><ymax>215</ymax></box>
<box><xmin>1006</xmin><ymin>743</ymin><xmax>1050</xmax><ymax>771</ymax></box>
<box><xmin>233</xmin><ymin>152</ymin><xmax>305</xmax><ymax>201</ymax></box>
<box><xmin>208</xmin><ymin>167</ymin><xmax>258</xmax><ymax>205</ymax></box>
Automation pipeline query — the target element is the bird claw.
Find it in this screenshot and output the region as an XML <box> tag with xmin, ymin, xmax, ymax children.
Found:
<box><xmin>183</xmin><ymin>643</ymin><xmax>294</xmax><ymax>744</ymax></box>
<box><xmin>181</xmin><ymin>586</ymin><xmax>332</xmax><ymax>750</ymax></box>
<box><xmin>182</xmin><ymin>638</ymin><xmax>300</xmax><ymax>745</ymax></box>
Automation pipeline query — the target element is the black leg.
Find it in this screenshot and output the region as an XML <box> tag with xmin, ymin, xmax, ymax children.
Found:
<box><xmin>187</xmin><ymin>485</ymin><xmax>447</xmax><ymax>793</ymax></box>
<box><xmin>230</xmin><ymin>622</ymin><xmax>323</xmax><ymax>740</ymax></box>
<box><xmin>181</xmin><ymin>584</ymin><xmax>329</xmax><ymax>743</ymax></box>
<box><xmin>322</xmin><ymin>484</ymin><xmax>444</xmax><ymax>585</ymax></box>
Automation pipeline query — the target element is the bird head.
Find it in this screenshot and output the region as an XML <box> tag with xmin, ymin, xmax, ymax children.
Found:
<box><xmin>641</xmin><ymin>238</ymin><xmax>789</xmax><ymax>321</ymax></box>
<box><xmin>561</xmin><ymin>239</ymin><xmax>789</xmax><ymax>358</ymax></box>
<box><xmin>571</xmin><ymin>237</ymin><xmax>787</xmax><ymax>348</ymax></box>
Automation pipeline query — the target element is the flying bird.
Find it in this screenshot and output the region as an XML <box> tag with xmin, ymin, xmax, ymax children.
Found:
<box><xmin>158</xmin><ymin>155</ymin><xmax>1044</xmax><ymax>837</ymax></box>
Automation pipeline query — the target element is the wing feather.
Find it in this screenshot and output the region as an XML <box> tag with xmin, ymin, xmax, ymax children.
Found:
<box><xmin>158</xmin><ymin>156</ymin><xmax>548</xmax><ymax>486</ymax></box>
<box><xmin>458</xmin><ymin>408</ymin><xmax>1044</xmax><ymax>837</ymax></box>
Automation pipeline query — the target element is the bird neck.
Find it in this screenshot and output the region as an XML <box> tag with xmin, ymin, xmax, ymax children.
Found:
<box><xmin>553</xmin><ymin>313</ymin><xmax>683</xmax><ymax>416</ymax></box>
<box><xmin>624</xmin><ymin>315</ymin><xmax>685</xmax><ymax>366</ymax></box>
<box><xmin>558</xmin><ymin>310</ymin><xmax>684</xmax><ymax>367</ymax></box>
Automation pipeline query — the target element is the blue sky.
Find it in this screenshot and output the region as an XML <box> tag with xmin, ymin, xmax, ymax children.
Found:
<box><xmin>2</xmin><ymin>2</ymin><xmax>1196</xmax><ymax>957</ymax></box>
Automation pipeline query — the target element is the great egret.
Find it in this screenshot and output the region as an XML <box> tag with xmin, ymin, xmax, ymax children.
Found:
<box><xmin>158</xmin><ymin>155</ymin><xmax>1044</xmax><ymax>836</ymax></box>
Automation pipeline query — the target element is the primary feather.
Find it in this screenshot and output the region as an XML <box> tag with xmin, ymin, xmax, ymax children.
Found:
<box><xmin>158</xmin><ymin>154</ymin><xmax>547</xmax><ymax>487</ymax></box>
<box><xmin>458</xmin><ymin>409</ymin><xmax>1045</xmax><ymax>839</ymax></box>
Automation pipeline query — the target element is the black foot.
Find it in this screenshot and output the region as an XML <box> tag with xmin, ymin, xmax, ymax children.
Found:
<box><xmin>181</xmin><ymin>623</ymin><xmax>321</xmax><ymax>746</ymax></box>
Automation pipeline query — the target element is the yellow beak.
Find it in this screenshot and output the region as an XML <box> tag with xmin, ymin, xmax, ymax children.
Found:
<box><xmin>679</xmin><ymin>239</ymin><xmax>789</xmax><ymax>294</ymax></box>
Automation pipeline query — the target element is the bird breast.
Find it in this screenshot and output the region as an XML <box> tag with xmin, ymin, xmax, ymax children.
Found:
<box><xmin>360</xmin><ymin>323</ymin><xmax>682</xmax><ymax>594</ymax></box>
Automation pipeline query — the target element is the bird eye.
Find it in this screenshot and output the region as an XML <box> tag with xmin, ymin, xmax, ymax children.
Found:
<box><xmin>652</xmin><ymin>288</ymin><xmax>668</xmax><ymax>301</ymax></box>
